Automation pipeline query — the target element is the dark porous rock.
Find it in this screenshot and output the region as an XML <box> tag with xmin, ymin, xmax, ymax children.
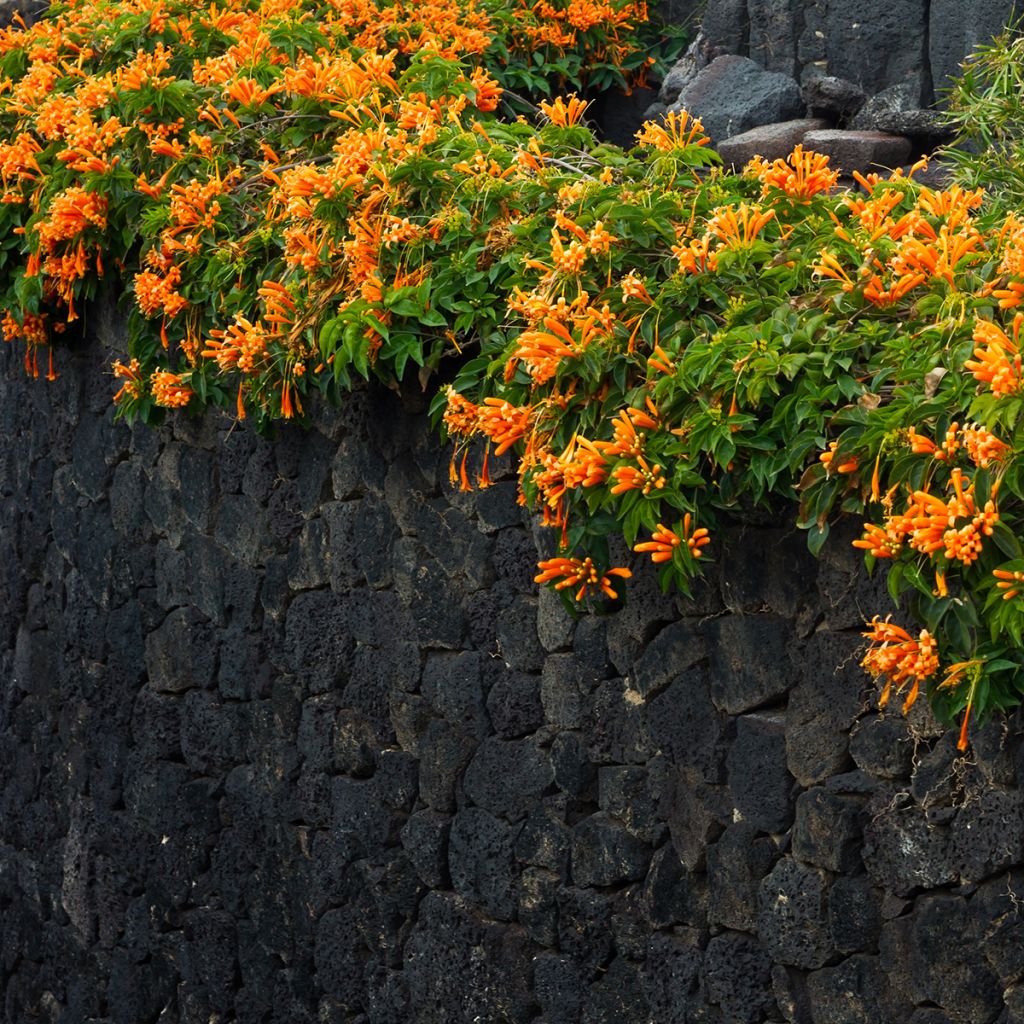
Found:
<box><xmin>496</xmin><ymin>595</ymin><xmax>545</xmax><ymax>672</ymax></box>
<box><xmin>658</xmin><ymin>35</ymin><xmax>710</xmax><ymax>106</ymax></box>
<box><xmin>542</xmin><ymin>653</ymin><xmax>587</xmax><ymax>730</ymax></box>
<box><xmin>404</xmin><ymin>893</ymin><xmax>534</xmax><ymax>1023</ymax></box>
<box><xmin>748</xmin><ymin>0</ymin><xmax>803</xmax><ymax>76</ymax></box>
<box><xmin>592</xmin><ymin>86</ymin><xmax>659</xmax><ymax>149</ymax></box>
<box><xmin>873</xmin><ymin>109</ymin><xmax>953</xmax><ymax>143</ymax></box>
<box><xmin>910</xmin><ymin>734</ymin><xmax>959</xmax><ymax>808</ymax></box>
<box><xmin>642</xmin><ymin>844</ymin><xmax>707</xmax><ymax>929</ymax></box>
<box><xmin>772</xmin><ymin>963</ymin><xmax>812</xmax><ymax>1024</ymax></box>
<box><xmin>707</xmin><ymin>823</ymin><xmax>778</xmax><ymax>933</ymax></box>
<box><xmin>805</xmin><ymin>954</ymin><xmax>902</xmax><ymax>1024</ymax></box>
<box><xmin>537</xmin><ymin>585</ymin><xmax>575</xmax><ymax>652</ymax></box>
<box><xmin>664</xmin><ymin>766</ymin><xmax>733</xmax><ymax>871</ymax></box>
<box><xmin>718</xmin><ymin>525</ymin><xmax>818</xmax><ymax>617</ymax></box>
<box><xmin>631</xmin><ymin>619</ymin><xmax>705</xmax><ymax>700</ymax></box>
<box><xmin>388</xmin><ymin>692</ymin><xmax>432</xmax><ymax>758</ymax></box>
<box><xmin>283</xmin><ymin>589</ymin><xmax>354</xmax><ymax>693</ymax></box>
<box><xmin>604</xmin><ymin>560</ymin><xmax>678</xmax><ymax>673</ymax></box>
<box><xmin>704</xmin><ymin>931</ymin><xmax>776</xmax><ymax>1023</ymax></box>
<box><xmin>646</xmin><ymin>667</ymin><xmax>731</xmax><ymax>783</ymax></box>
<box><xmin>787</xmin><ymin>630</ymin><xmax>865</xmax><ymax>787</ymax></box>
<box><xmin>486</xmin><ymin>665</ymin><xmax>544</xmax><ymax>738</ymax></box>
<box><xmin>599</xmin><ymin>766</ymin><xmax>662</xmax><ymax>843</ymax></box>
<box><xmin>863</xmin><ymin>804</ymin><xmax>954</xmax><ymax>896</ymax></box>
<box><xmin>421</xmin><ymin>651</ymin><xmax>488</xmax><ymax>737</ymax></box>
<box><xmin>802</xmin><ymin>74</ymin><xmax>867</xmax><ymax>120</ymax></box>
<box><xmin>571</xmin><ymin>813</ymin><xmax>651</xmax><ymax>887</ymax></box>
<box><xmin>517</xmin><ymin>866</ymin><xmax>560</xmax><ymax>946</ymax></box>
<box><xmin>799</xmin><ymin>2</ymin><xmax>927</xmax><ymax>97</ymax></box>
<box><xmin>929</xmin><ymin>0</ymin><xmax>1019</xmax><ymax>94</ymax></box>
<box><xmin>145</xmin><ymin>607</ymin><xmax>217</xmax><ymax>693</ymax></box>
<box><xmin>535</xmin><ymin>953</ymin><xmax>585</xmax><ymax>1024</ymax></box>
<box><xmin>463</xmin><ymin>736</ymin><xmax>553</xmax><ymax>822</ymax></box>
<box><xmin>417</xmin><ymin>720</ymin><xmax>476</xmax><ymax>813</ymax></box>
<box><xmin>515</xmin><ymin>801</ymin><xmax>571</xmax><ymax>877</ymax></box>
<box><xmin>758</xmin><ymin>857</ymin><xmax>833</xmax><ymax>969</ymax></box>
<box><xmin>801</xmin><ymin>129</ymin><xmax>912</xmax><ymax>176</ymax></box>
<box><xmin>557</xmin><ymin>887</ymin><xmax>614</xmax><ymax>979</ymax></box>
<box><xmin>331</xmin><ymin>777</ymin><xmax>395</xmax><ymax>850</ymax></box>
<box><xmin>474</xmin><ymin>480</ymin><xmax>524</xmax><ymax>532</ymax></box>
<box><xmin>881</xmin><ymin>894</ymin><xmax>1002</xmax><ymax>1023</ymax></box>
<box><xmin>972</xmin><ymin>871</ymin><xmax>1024</xmax><ymax>985</ymax></box>
<box><xmin>448</xmin><ymin>806</ymin><xmax>518</xmax><ymax>921</ymax></box>
<box><xmin>401</xmin><ymin>810</ymin><xmax>451</xmax><ymax>888</ymax></box>
<box><xmin>701</xmin><ymin>0</ymin><xmax>748</xmax><ymax>57</ymax></box>
<box><xmin>727</xmin><ymin>712</ymin><xmax>795</xmax><ymax>834</ymax></box>
<box><xmin>180</xmin><ymin>690</ymin><xmax>246</xmax><ymax>775</ymax></box>
<box><xmin>640</xmin><ymin>933</ymin><xmax>704</xmax><ymax>1023</ymax></box>
<box><xmin>792</xmin><ymin>787</ymin><xmax>866</xmax><ymax>873</ymax></box>
<box><xmin>849</xmin><ymin>77</ymin><xmax>925</xmax><ymax>131</ymax></box>
<box><xmin>849</xmin><ymin>714</ymin><xmax>914</xmax><ymax>779</ymax></box>
<box><xmin>828</xmin><ymin>876</ymin><xmax>882</xmax><ymax>956</ymax></box>
<box><xmin>706</xmin><ymin>614</ymin><xmax>793</xmax><ymax>714</ymax></box>
<box><xmin>581</xmin><ymin>957</ymin><xmax>648</xmax><ymax>1024</ymax></box>
<box><xmin>588</xmin><ymin>677</ymin><xmax>654</xmax><ymax>765</ymax></box>
<box><xmin>551</xmin><ymin>731</ymin><xmax>597</xmax><ymax>799</ymax></box>
<box><xmin>716</xmin><ymin>118</ymin><xmax>830</xmax><ymax>169</ymax></box>
<box><xmin>672</xmin><ymin>56</ymin><xmax>804</xmax><ymax>144</ymax></box>
<box><xmin>972</xmin><ymin>714</ymin><xmax>1018</xmax><ymax>786</ymax></box>
<box><xmin>949</xmin><ymin>788</ymin><xmax>1024</xmax><ymax>882</ymax></box>
<box><xmin>375</xmin><ymin>749</ymin><xmax>419</xmax><ymax>812</ymax></box>
<box><xmin>314</xmin><ymin>907</ymin><xmax>364</xmax><ymax>1004</ymax></box>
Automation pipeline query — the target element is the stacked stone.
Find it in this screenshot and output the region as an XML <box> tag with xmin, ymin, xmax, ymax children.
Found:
<box><xmin>2</xmin><ymin>309</ymin><xmax>1024</xmax><ymax>1022</ymax></box>
<box><xmin>599</xmin><ymin>0</ymin><xmax>1019</xmax><ymax>182</ymax></box>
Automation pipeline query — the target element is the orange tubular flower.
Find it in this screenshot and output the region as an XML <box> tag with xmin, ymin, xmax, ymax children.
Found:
<box><xmin>706</xmin><ymin>203</ymin><xmax>775</xmax><ymax>249</ymax></box>
<box><xmin>819</xmin><ymin>441</ymin><xmax>858</xmax><ymax>474</ymax></box>
<box><xmin>965</xmin><ymin>316</ymin><xmax>1023</xmax><ymax>396</ymax></box>
<box><xmin>852</xmin><ymin>522</ymin><xmax>902</xmax><ymax>559</ymax></box>
<box><xmin>634</xmin><ymin>108</ymin><xmax>709</xmax><ymax>151</ymax></box>
<box><xmin>634</xmin><ymin>522</ymin><xmax>681</xmax><ymax>563</ymax></box>
<box><xmin>610</xmin><ymin>456</ymin><xmax>665</xmax><ymax>495</ymax></box>
<box><xmin>469</xmin><ymin>66</ymin><xmax>502</xmax><ymax>111</ymax></box>
<box><xmin>535</xmin><ymin>556</ymin><xmax>632</xmax><ymax>601</ymax></box>
<box><xmin>993</xmin><ymin>568</ymin><xmax>1024</xmax><ymax>601</ymax></box>
<box><xmin>747</xmin><ymin>144</ymin><xmax>839</xmax><ymax>200</ymax></box>
<box><xmin>539</xmin><ymin>94</ymin><xmax>588</xmax><ymax>127</ymax></box>
<box><xmin>861</xmin><ymin>617</ymin><xmax>940</xmax><ymax>713</ymax></box>
<box><xmin>150</xmin><ymin>370</ymin><xmax>192</xmax><ymax>408</ymax></box>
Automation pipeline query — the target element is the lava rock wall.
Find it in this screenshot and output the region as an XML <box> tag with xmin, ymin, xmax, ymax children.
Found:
<box><xmin>3</xmin><ymin>316</ymin><xmax>1024</xmax><ymax>1024</ymax></box>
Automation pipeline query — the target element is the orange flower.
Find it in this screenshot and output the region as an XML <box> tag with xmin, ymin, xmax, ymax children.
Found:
<box><xmin>150</xmin><ymin>370</ymin><xmax>192</xmax><ymax>408</ymax></box>
<box><xmin>610</xmin><ymin>456</ymin><xmax>664</xmax><ymax>495</ymax></box>
<box><xmin>634</xmin><ymin>522</ymin><xmax>681</xmax><ymax>562</ymax></box>
<box><xmin>965</xmin><ymin>316</ymin><xmax>1023</xmax><ymax>396</ymax></box>
<box><xmin>819</xmin><ymin>441</ymin><xmax>858</xmax><ymax>474</ymax></box>
<box><xmin>746</xmin><ymin>145</ymin><xmax>839</xmax><ymax>200</ymax></box>
<box><xmin>993</xmin><ymin>567</ymin><xmax>1024</xmax><ymax>601</ymax></box>
<box><xmin>861</xmin><ymin>617</ymin><xmax>940</xmax><ymax>713</ymax></box>
<box><xmin>535</xmin><ymin>556</ymin><xmax>631</xmax><ymax>601</ymax></box>
<box><xmin>539</xmin><ymin>94</ymin><xmax>588</xmax><ymax>127</ymax></box>
<box><xmin>469</xmin><ymin>66</ymin><xmax>502</xmax><ymax>111</ymax></box>
<box><xmin>634</xmin><ymin>109</ymin><xmax>708</xmax><ymax>151</ymax></box>
<box><xmin>706</xmin><ymin>203</ymin><xmax>775</xmax><ymax>249</ymax></box>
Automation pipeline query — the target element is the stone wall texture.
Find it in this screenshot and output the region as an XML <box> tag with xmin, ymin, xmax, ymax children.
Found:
<box><xmin>4</xmin><ymin>314</ymin><xmax>1024</xmax><ymax>1024</ymax></box>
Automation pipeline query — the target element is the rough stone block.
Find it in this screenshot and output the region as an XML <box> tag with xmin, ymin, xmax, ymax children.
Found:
<box><xmin>673</xmin><ymin>56</ymin><xmax>804</xmax><ymax>143</ymax></box>
<box><xmin>631</xmin><ymin>619</ymin><xmax>705</xmax><ymax>699</ymax></box>
<box><xmin>448</xmin><ymin>807</ymin><xmax>518</xmax><ymax>921</ymax></box>
<box><xmin>704</xmin><ymin>931</ymin><xmax>776</xmax><ymax>1022</ymax></box>
<box><xmin>863</xmin><ymin>805</ymin><xmax>955</xmax><ymax>896</ymax></box>
<box><xmin>717</xmin><ymin>118</ymin><xmax>830</xmax><ymax>169</ymax></box>
<box><xmin>463</xmin><ymin>736</ymin><xmax>553</xmax><ymax>822</ymax></box>
<box><xmin>664</xmin><ymin>766</ymin><xmax>732</xmax><ymax>871</ymax></box>
<box><xmin>642</xmin><ymin>844</ymin><xmax>707</xmax><ymax>930</ymax></box>
<box><xmin>792</xmin><ymin>787</ymin><xmax>866</xmax><ymax>873</ymax></box>
<box><xmin>828</xmin><ymin>875</ymin><xmax>882</xmax><ymax>955</ymax></box>
<box><xmin>571</xmin><ymin>813</ymin><xmax>651</xmax><ymax>887</ymax></box>
<box><xmin>930</xmin><ymin>0</ymin><xmax>1017</xmax><ymax>94</ymax></box>
<box><xmin>707</xmin><ymin>823</ymin><xmax>778</xmax><ymax>933</ymax></box>
<box><xmin>706</xmin><ymin>614</ymin><xmax>794</xmax><ymax>714</ymax></box>
<box><xmin>727</xmin><ymin>713</ymin><xmax>795</xmax><ymax>833</ymax></box>
<box><xmin>757</xmin><ymin>857</ymin><xmax>833</xmax><ymax>969</ymax></box>
<box><xmin>801</xmin><ymin>129</ymin><xmax>912</xmax><ymax>175</ymax></box>
<box><xmin>401</xmin><ymin>810</ymin><xmax>451</xmax><ymax>888</ymax></box>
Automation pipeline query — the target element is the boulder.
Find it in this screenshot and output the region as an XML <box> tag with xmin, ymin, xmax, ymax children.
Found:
<box><xmin>801</xmin><ymin>128</ymin><xmax>912</xmax><ymax>175</ymax></box>
<box><xmin>671</xmin><ymin>56</ymin><xmax>804</xmax><ymax>143</ymax></box>
<box><xmin>717</xmin><ymin>119</ymin><xmax>830</xmax><ymax>170</ymax></box>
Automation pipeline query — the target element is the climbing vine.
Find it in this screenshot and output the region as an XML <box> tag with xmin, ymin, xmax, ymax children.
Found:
<box><xmin>3</xmin><ymin>0</ymin><xmax>1024</xmax><ymax>747</ymax></box>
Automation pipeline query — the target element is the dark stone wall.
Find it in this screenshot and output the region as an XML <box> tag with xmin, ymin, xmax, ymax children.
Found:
<box><xmin>4</xmin><ymin>314</ymin><xmax>1024</xmax><ymax>1024</ymax></box>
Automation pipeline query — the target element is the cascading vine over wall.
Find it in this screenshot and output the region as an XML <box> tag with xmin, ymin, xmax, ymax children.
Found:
<box><xmin>3</xmin><ymin>313</ymin><xmax>1024</xmax><ymax>1024</ymax></box>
